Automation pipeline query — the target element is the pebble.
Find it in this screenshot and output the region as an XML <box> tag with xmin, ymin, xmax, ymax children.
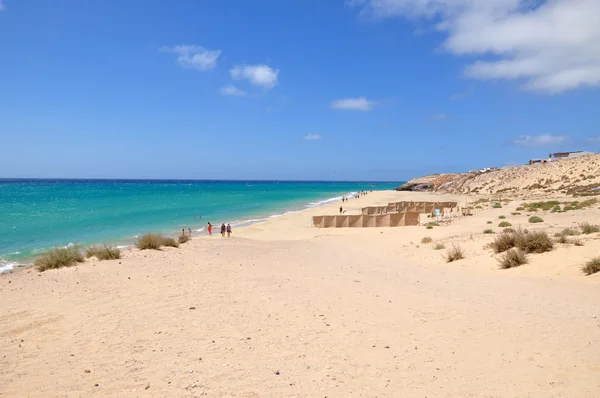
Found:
<box><xmin>189</xmin><ymin>307</ymin><xmax>196</xmax><ymax>310</ymax></box>
<box><xmin>275</xmin><ymin>371</ymin><xmax>280</xmax><ymax>375</ymax></box>
<box><xmin>145</xmin><ymin>384</ymin><xmax>150</xmax><ymax>390</ymax></box>
<box><xmin>94</xmin><ymin>384</ymin><xmax>99</xmax><ymax>387</ymax></box>
<box><xmin>84</xmin><ymin>369</ymin><xmax>91</xmax><ymax>373</ymax></box>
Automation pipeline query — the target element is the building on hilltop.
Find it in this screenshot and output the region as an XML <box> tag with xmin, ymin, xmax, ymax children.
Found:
<box><xmin>549</xmin><ymin>151</ymin><xmax>594</xmax><ymax>160</ymax></box>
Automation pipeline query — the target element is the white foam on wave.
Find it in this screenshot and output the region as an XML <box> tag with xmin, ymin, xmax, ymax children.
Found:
<box><xmin>195</xmin><ymin>227</ymin><xmax>205</xmax><ymax>232</ymax></box>
<box><xmin>305</xmin><ymin>192</ymin><xmax>356</xmax><ymax>208</ymax></box>
<box><xmin>0</xmin><ymin>259</ymin><xmax>18</xmax><ymax>274</ymax></box>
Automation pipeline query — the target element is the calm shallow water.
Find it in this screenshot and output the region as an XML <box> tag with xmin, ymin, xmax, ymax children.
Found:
<box><xmin>0</xmin><ymin>179</ymin><xmax>400</xmax><ymax>271</ymax></box>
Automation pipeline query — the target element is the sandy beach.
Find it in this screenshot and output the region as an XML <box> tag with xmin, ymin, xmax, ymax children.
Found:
<box><xmin>2</xmin><ymin>187</ymin><xmax>600</xmax><ymax>397</ymax></box>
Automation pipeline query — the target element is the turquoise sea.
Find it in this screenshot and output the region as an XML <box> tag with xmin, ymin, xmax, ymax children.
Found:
<box><xmin>0</xmin><ymin>179</ymin><xmax>400</xmax><ymax>272</ymax></box>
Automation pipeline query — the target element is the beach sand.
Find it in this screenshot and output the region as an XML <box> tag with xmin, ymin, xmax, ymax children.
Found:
<box><xmin>1</xmin><ymin>190</ymin><xmax>600</xmax><ymax>397</ymax></box>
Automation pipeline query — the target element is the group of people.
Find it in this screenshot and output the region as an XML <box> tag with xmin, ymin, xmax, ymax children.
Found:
<box><xmin>206</xmin><ymin>222</ymin><xmax>232</xmax><ymax>237</ymax></box>
<box><xmin>341</xmin><ymin>190</ymin><xmax>370</xmax><ymax>203</ymax></box>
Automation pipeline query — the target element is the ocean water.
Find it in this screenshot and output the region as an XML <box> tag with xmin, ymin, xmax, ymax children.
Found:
<box><xmin>0</xmin><ymin>179</ymin><xmax>400</xmax><ymax>272</ymax></box>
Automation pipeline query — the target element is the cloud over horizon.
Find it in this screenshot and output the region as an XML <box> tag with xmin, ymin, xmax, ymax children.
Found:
<box><xmin>513</xmin><ymin>134</ymin><xmax>567</xmax><ymax>147</ymax></box>
<box><xmin>162</xmin><ymin>44</ymin><xmax>221</xmax><ymax>71</ymax></box>
<box><xmin>330</xmin><ymin>97</ymin><xmax>376</xmax><ymax>111</ymax></box>
<box><xmin>350</xmin><ymin>0</ymin><xmax>600</xmax><ymax>94</ymax></box>
<box><xmin>230</xmin><ymin>64</ymin><xmax>279</xmax><ymax>90</ymax></box>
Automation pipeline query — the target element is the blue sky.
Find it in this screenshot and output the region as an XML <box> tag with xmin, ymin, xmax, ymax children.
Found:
<box><xmin>1</xmin><ymin>0</ymin><xmax>599</xmax><ymax>181</ymax></box>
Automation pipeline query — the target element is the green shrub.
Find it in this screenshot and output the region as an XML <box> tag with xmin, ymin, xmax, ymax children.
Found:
<box><xmin>582</xmin><ymin>257</ymin><xmax>600</xmax><ymax>275</ymax></box>
<box><xmin>178</xmin><ymin>234</ymin><xmax>191</xmax><ymax>244</ymax></box>
<box><xmin>528</xmin><ymin>216</ymin><xmax>544</xmax><ymax>223</ymax></box>
<box><xmin>515</xmin><ymin>206</ymin><xmax>524</xmax><ymax>211</ymax></box>
<box><xmin>427</xmin><ymin>222</ymin><xmax>440</xmax><ymax>227</ymax></box>
<box><xmin>483</xmin><ymin>229</ymin><xmax>494</xmax><ymax>234</ymax></box>
<box><xmin>421</xmin><ymin>236</ymin><xmax>433</xmax><ymax>244</ymax></box>
<box><xmin>492</xmin><ymin>203</ymin><xmax>502</xmax><ymax>209</ymax></box>
<box><xmin>521</xmin><ymin>201</ymin><xmax>560</xmax><ymax>212</ymax></box>
<box><xmin>444</xmin><ymin>245</ymin><xmax>465</xmax><ymax>263</ymax></box>
<box><xmin>35</xmin><ymin>246</ymin><xmax>84</xmax><ymax>272</ymax></box>
<box><xmin>426</xmin><ymin>225</ymin><xmax>433</xmax><ymax>229</ymax></box>
<box><xmin>85</xmin><ymin>245</ymin><xmax>121</xmax><ymax>260</ymax></box>
<box><xmin>579</xmin><ymin>222</ymin><xmax>600</xmax><ymax>234</ymax></box>
<box><xmin>499</xmin><ymin>248</ymin><xmax>528</xmax><ymax>269</ymax></box>
<box><xmin>498</xmin><ymin>221</ymin><xmax>512</xmax><ymax>228</ymax></box>
<box><xmin>511</xmin><ymin>212</ymin><xmax>521</xmax><ymax>216</ymax></box>
<box><xmin>433</xmin><ymin>243</ymin><xmax>445</xmax><ymax>250</ymax></box>
<box><xmin>487</xmin><ymin>221</ymin><xmax>493</xmax><ymax>224</ymax></box>
<box><xmin>498</xmin><ymin>215</ymin><xmax>506</xmax><ymax>219</ymax></box>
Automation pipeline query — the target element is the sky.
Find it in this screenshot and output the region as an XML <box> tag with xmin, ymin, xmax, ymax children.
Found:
<box><xmin>1</xmin><ymin>0</ymin><xmax>599</xmax><ymax>181</ymax></box>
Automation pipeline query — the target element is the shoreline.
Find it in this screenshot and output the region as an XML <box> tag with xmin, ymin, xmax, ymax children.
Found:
<box><xmin>0</xmin><ymin>188</ymin><xmax>370</xmax><ymax>273</ymax></box>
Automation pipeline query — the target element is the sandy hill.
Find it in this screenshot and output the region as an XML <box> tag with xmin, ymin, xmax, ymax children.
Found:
<box><xmin>399</xmin><ymin>154</ymin><xmax>600</xmax><ymax>199</ymax></box>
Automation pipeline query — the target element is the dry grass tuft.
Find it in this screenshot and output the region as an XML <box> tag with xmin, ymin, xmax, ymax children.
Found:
<box><xmin>421</xmin><ymin>236</ymin><xmax>433</xmax><ymax>244</ymax></box>
<box><xmin>135</xmin><ymin>233</ymin><xmax>180</xmax><ymax>250</ymax></box>
<box><xmin>579</xmin><ymin>222</ymin><xmax>600</xmax><ymax>234</ymax></box>
<box><xmin>483</xmin><ymin>229</ymin><xmax>494</xmax><ymax>234</ymax></box>
<box><xmin>582</xmin><ymin>257</ymin><xmax>600</xmax><ymax>275</ymax></box>
<box><xmin>35</xmin><ymin>246</ymin><xmax>84</xmax><ymax>272</ymax></box>
<box><xmin>433</xmin><ymin>243</ymin><xmax>445</xmax><ymax>250</ymax></box>
<box><xmin>444</xmin><ymin>245</ymin><xmax>465</xmax><ymax>263</ymax></box>
<box><xmin>528</xmin><ymin>216</ymin><xmax>544</xmax><ymax>223</ymax></box>
<box><xmin>178</xmin><ymin>234</ymin><xmax>191</xmax><ymax>244</ymax></box>
<box><xmin>490</xmin><ymin>228</ymin><xmax>553</xmax><ymax>254</ymax></box>
<box><xmin>499</xmin><ymin>248</ymin><xmax>528</xmax><ymax>269</ymax></box>
<box><xmin>572</xmin><ymin>238</ymin><xmax>584</xmax><ymax>246</ymax></box>
<box><xmin>161</xmin><ymin>237</ymin><xmax>180</xmax><ymax>248</ymax></box>
<box><xmin>85</xmin><ymin>245</ymin><xmax>121</xmax><ymax>260</ymax></box>
<box><xmin>135</xmin><ymin>233</ymin><xmax>164</xmax><ymax>250</ymax></box>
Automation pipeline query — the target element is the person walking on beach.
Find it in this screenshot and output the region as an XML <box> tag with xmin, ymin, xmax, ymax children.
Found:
<box><xmin>340</xmin><ymin>206</ymin><xmax>343</xmax><ymax>215</ymax></box>
<box><xmin>226</xmin><ymin>223</ymin><xmax>232</xmax><ymax>237</ymax></box>
<box><xmin>207</xmin><ymin>222</ymin><xmax>213</xmax><ymax>235</ymax></box>
<box><xmin>221</xmin><ymin>223</ymin><xmax>226</xmax><ymax>237</ymax></box>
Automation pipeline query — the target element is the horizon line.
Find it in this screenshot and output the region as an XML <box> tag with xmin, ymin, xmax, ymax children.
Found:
<box><xmin>0</xmin><ymin>177</ymin><xmax>404</xmax><ymax>184</ymax></box>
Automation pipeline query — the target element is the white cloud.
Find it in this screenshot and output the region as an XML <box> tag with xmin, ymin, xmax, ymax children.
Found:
<box><xmin>350</xmin><ymin>0</ymin><xmax>600</xmax><ymax>94</ymax></box>
<box><xmin>330</xmin><ymin>97</ymin><xmax>376</xmax><ymax>111</ymax></box>
<box><xmin>162</xmin><ymin>45</ymin><xmax>221</xmax><ymax>71</ymax></box>
<box><xmin>230</xmin><ymin>64</ymin><xmax>279</xmax><ymax>90</ymax></box>
<box><xmin>220</xmin><ymin>85</ymin><xmax>247</xmax><ymax>97</ymax></box>
<box><xmin>513</xmin><ymin>134</ymin><xmax>567</xmax><ymax>147</ymax></box>
<box><xmin>431</xmin><ymin>113</ymin><xmax>448</xmax><ymax>120</ymax></box>
<box><xmin>303</xmin><ymin>134</ymin><xmax>322</xmax><ymax>141</ymax></box>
